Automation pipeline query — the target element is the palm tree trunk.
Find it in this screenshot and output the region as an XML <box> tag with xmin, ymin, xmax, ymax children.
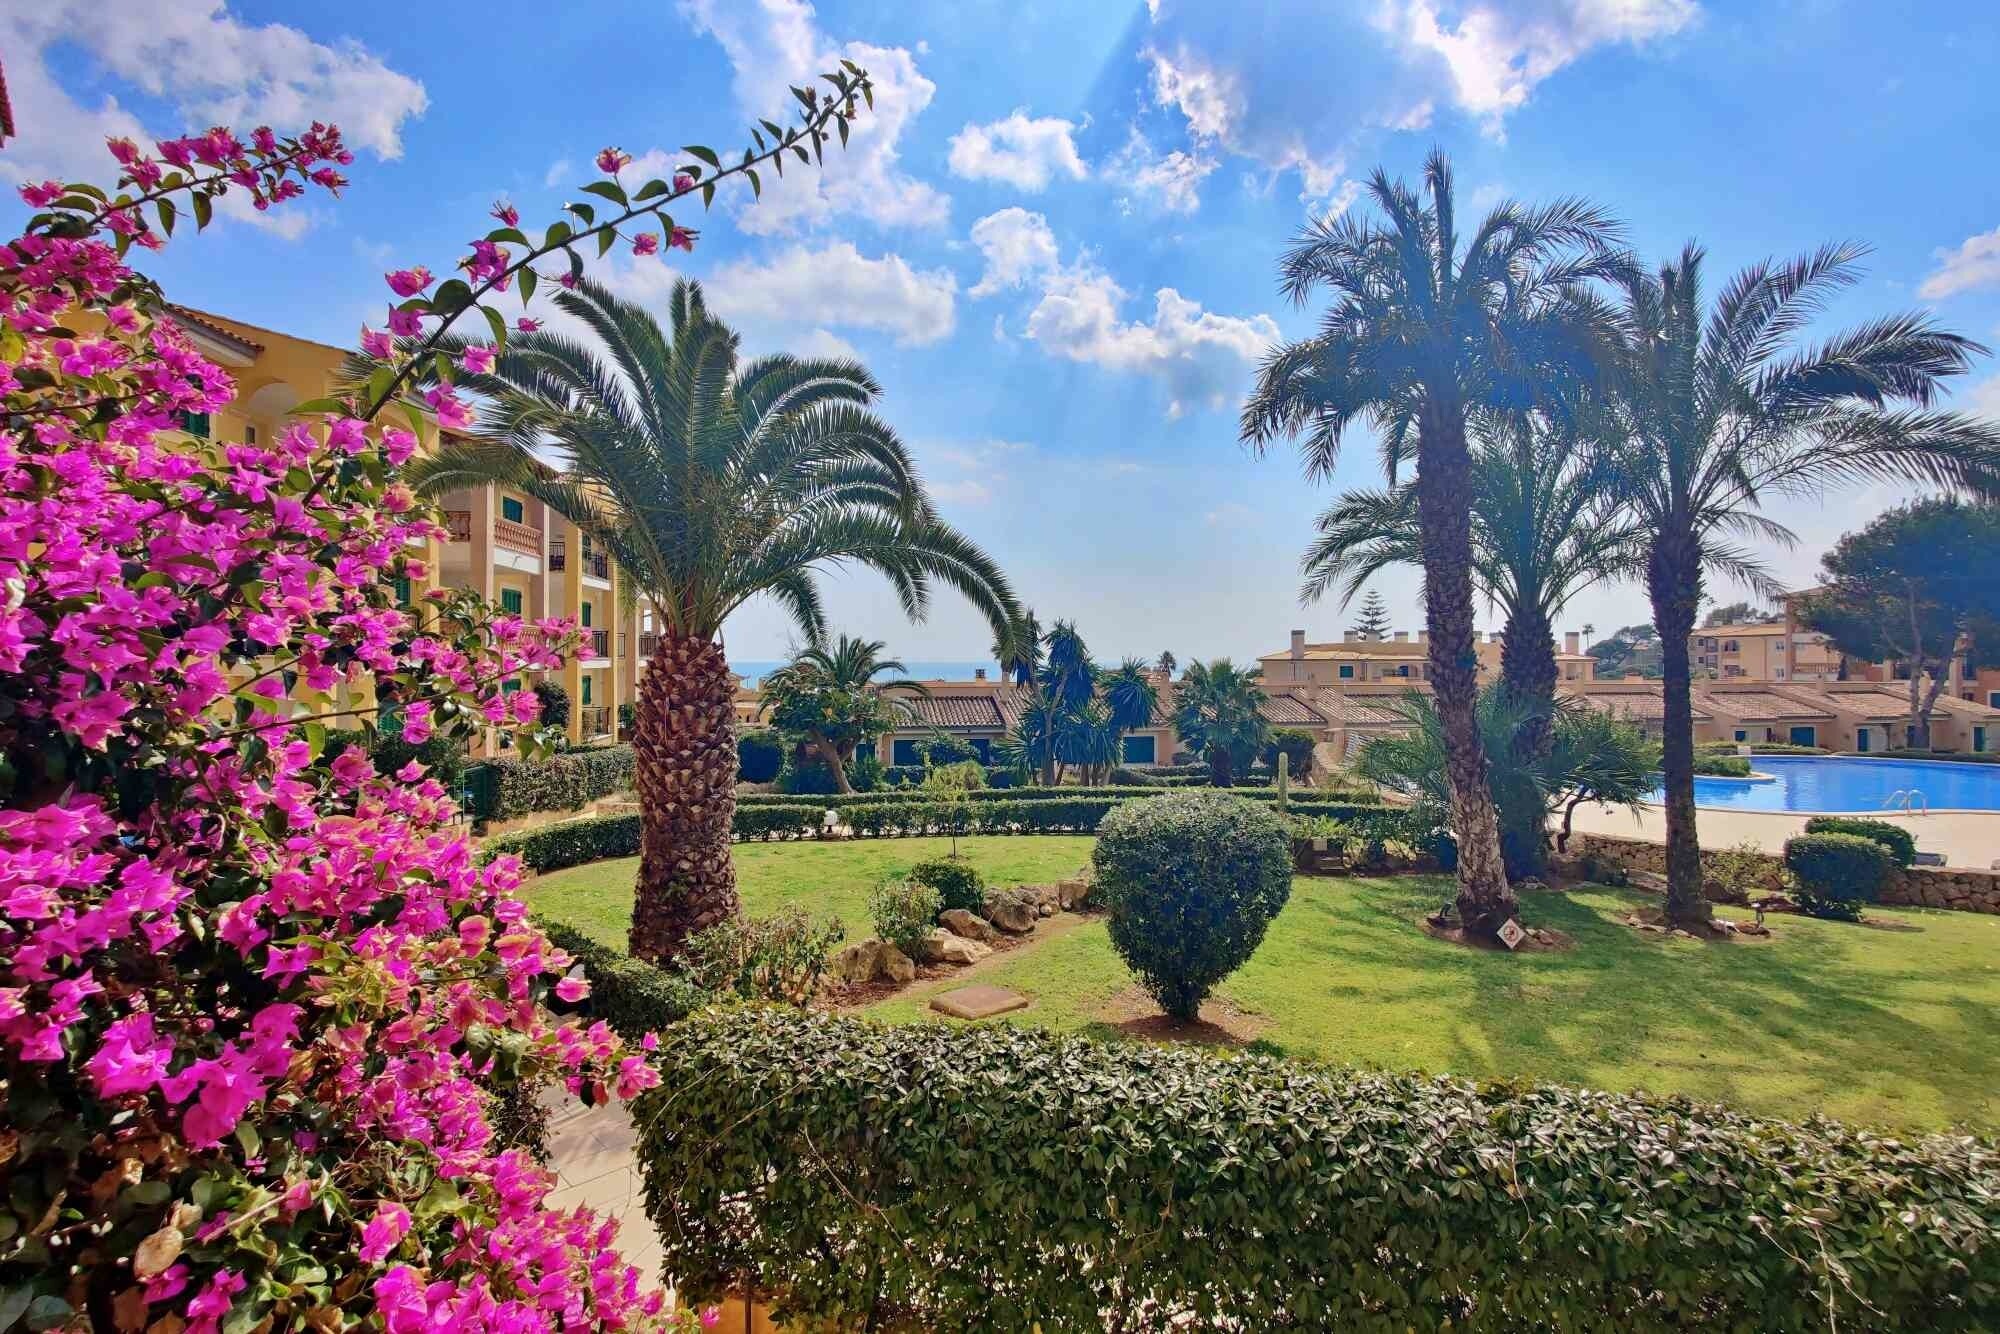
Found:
<box><xmin>628</xmin><ymin>631</ymin><xmax>742</xmax><ymax>963</ymax></box>
<box><xmin>1417</xmin><ymin>403</ymin><xmax>1515</xmax><ymax>935</ymax></box>
<box><xmin>811</xmin><ymin>731</ymin><xmax>854</xmax><ymax>794</ymax></box>
<box><xmin>1647</xmin><ymin>530</ymin><xmax>1712</xmax><ymax>931</ymax></box>
<box><xmin>1499</xmin><ymin>607</ymin><xmax>1558</xmax><ymax>876</ymax></box>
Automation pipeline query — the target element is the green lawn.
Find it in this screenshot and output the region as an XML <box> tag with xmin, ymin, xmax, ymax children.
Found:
<box><xmin>524</xmin><ymin>836</ymin><xmax>2000</xmax><ymax>1133</ymax></box>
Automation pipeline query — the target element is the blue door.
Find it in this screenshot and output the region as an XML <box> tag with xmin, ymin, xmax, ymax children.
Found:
<box><xmin>1855</xmin><ymin>727</ymin><xmax>1870</xmax><ymax>752</ymax></box>
<box><xmin>1977</xmin><ymin>726</ymin><xmax>1988</xmax><ymax>753</ymax></box>
<box><xmin>1788</xmin><ymin>725</ymin><xmax>1816</xmax><ymax>747</ymax></box>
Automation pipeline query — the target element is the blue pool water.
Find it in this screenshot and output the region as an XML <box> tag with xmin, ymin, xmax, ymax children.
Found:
<box><xmin>1645</xmin><ymin>756</ymin><xmax>2000</xmax><ymax>813</ymax></box>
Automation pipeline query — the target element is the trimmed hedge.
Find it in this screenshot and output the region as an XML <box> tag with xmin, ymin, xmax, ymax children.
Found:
<box><xmin>736</xmin><ymin>729</ymin><xmax>783</xmax><ymax>783</ymax></box>
<box><xmin>637</xmin><ymin>1008</ymin><xmax>2000</xmax><ymax>1331</ymax></box>
<box><xmin>1691</xmin><ymin>753</ymin><xmax>1752</xmax><ymax>777</ymax></box>
<box><xmin>1841</xmin><ymin>747</ymin><xmax>2000</xmax><ymax>765</ymax></box>
<box><xmin>735</xmin><ymin>785</ymin><xmax>1382</xmax><ymax>809</ymax></box>
<box><xmin>536</xmin><ymin>919</ymin><xmax>706</xmax><ymax>1042</ymax></box>
<box><xmin>1699</xmin><ymin>740</ymin><xmax>1827</xmax><ymax>755</ymax></box>
<box><xmin>484</xmin><ymin>813</ymin><xmax>642</xmax><ymax>873</ymax></box>
<box><xmin>471</xmin><ymin>745</ymin><xmax>636</xmax><ymax>820</ymax></box>
<box><xmin>1803</xmin><ymin>815</ymin><xmax>1918</xmax><ymax>867</ymax></box>
<box><xmin>1784</xmin><ymin>832</ymin><xmax>1893</xmax><ymax>921</ymax></box>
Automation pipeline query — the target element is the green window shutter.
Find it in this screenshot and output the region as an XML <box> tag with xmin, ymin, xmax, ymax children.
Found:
<box><xmin>581</xmin><ymin>677</ymin><xmax>593</xmax><ymax>705</ymax></box>
<box><xmin>179</xmin><ymin>411</ymin><xmax>211</xmax><ymax>438</ymax></box>
<box><xmin>580</xmin><ymin>603</ymin><xmax>592</xmax><ymax>628</ymax></box>
<box><xmin>1338</xmin><ymin>664</ymin><xmax>1353</xmax><ymax>679</ymax></box>
<box><xmin>392</xmin><ymin>577</ymin><xmax>411</xmax><ymax>605</ymax></box>
<box><xmin>501</xmin><ymin>496</ymin><xmax>525</xmax><ymax>523</ymax></box>
<box><xmin>500</xmin><ymin>588</ymin><xmax>523</xmax><ymax>615</ymax></box>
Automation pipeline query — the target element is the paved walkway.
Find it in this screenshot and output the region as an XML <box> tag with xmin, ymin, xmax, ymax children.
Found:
<box><xmin>1564</xmin><ymin>801</ymin><xmax>2000</xmax><ymax>868</ymax></box>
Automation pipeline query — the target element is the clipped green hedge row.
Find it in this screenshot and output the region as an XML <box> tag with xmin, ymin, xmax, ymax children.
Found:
<box><xmin>536</xmin><ymin>919</ymin><xmax>706</xmax><ymax>1041</ymax></box>
<box><xmin>735</xmin><ymin>785</ymin><xmax>1382</xmax><ymax>809</ymax></box>
<box><xmin>1840</xmin><ymin>747</ymin><xmax>2000</xmax><ymax>765</ymax></box>
<box><xmin>637</xmin><ymin>1008</ymin><xmax>2000</xmax><ymax>1332</ymax></box>
<box><xmin>1691</xmin><ymin>753</ymin><xmax>1752</xmax><ymax>777</ymax></box>
<box><xmin>470</xmin><ymin>745</ymin><xmax>636</xmax><ymax>820</ymax></box>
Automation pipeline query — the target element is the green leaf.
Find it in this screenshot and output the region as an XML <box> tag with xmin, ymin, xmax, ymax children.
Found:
<box><xmin>288</xmin><ymin>396</ymin><xmax>346</xmax><ymax>417</ymax></box>
<box><xmin>580</xmin><ymin>180</ymin><xmax>628</xmax><ymax>207</ymax></box>
<box><xmin>545</xmin><ymin>221</ymin><xmax>574</xmax><ymax>251</ymax></box>
<box><xmin>155</xmin><ymin>198</ymin><xmax>176</xmax><ymax>237</ymax></box>
<box><xmin>191</xmin><ymin>191</ymin><xmax>214</xmax><ymax>229</ymax></box>
<box><xmin>234</xmin><ymin>1120</ymin><xmax>263</xmax><ymax>1159</ymax></box>
<box><xmin>430</xmin><ymin>279</ymin><xmax>473</xmax><ymax>317</ymax></box>
<box><xmin>484</xmin><ymin>226</ymin><xmax>530</xmax><ymax>246</ymax></box>
<box><xmin>519</xmin><ymin>268</ymin><xmax>538</xmax><ymax>306</ymax></box>
<box><xmin>0</xmin><ymin>1288</ymin><xmax>31</xmax><ymax>1334</ymax></box>
<box><xmin>483</xmin><ymin>304</ymin><xmax>509</xmax><ymax>352</ymax></box>
<box><xmin>701</xmin><ymin>181</ymin><xmax>717</xmax><ymax>209</ymax></box>
<box><xmin>633</xmin><ymin>178</ymin><xmax>669</xmax><ymax>202</ymax></box>
<box><xmin>596</xmin><ymin>228</ymin><xmax>615</xmax><ymax>258</ymax></box>
<box><xmin>683</xmin><ymin>144</ymin><xmax>721</xmax><ymax>169</ymax></box>
<box><xmin>25</xmin><ymin>1295</ymin><xmax>71</xmax><ymax>1333</ymax></box>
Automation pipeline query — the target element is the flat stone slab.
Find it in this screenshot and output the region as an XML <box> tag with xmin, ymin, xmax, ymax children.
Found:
<box><xmin>930</xmin><ymin>985</ymin><xmax>1030</xmax><ymax>1021</ymax></box>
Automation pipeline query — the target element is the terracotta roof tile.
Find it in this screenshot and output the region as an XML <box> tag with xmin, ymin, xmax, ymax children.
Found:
<box><xmin>1694</xmin><ymin>688</ymin><xmax>1833</xmax><ymax>722</ymax></box>
<box><xmin>903</xmin><ymin>694</ymin><xmax>1008</xmax><ymax>731</ymax></box>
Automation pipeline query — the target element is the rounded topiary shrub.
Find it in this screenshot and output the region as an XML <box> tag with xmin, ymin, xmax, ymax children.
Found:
<box><xmin>909</xmin><ymin>855</ymin><xmax>984</xmax><ymax>914</ymax></box>
<box><xmin>737</xmin><ymin>727</ymin><xmax>784</xmax><ymax>783</ymax></box>
<box><xmin>1802</xmin><ymin>815</ymin><xmax>1916</xmax><ymax>868</ymax></box>
<box><xmin>1092</xmin><ymin>790</ymin><xmax>1292</xmax><ymax>1020</ymax></box>
<box><xmin>1784</xmin><ymin>831</ymin><xmax>1893</xmax><ymax>921</ymax></box>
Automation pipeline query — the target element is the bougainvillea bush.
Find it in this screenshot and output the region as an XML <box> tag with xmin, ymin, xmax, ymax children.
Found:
<box><xmin>0</xmin><ymin>128</ymin><xmax>696</xmax><ymax>1332</ymax></box>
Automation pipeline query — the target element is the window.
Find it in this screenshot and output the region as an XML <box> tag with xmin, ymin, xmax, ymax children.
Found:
<box><xmin>1989</xmin><ymin>691</ymin><xmax>2000</xmax><ymax>709</ymax></box>
<box><xmin>581</xmin><ymin>677</ymin><xmax>593</xmax><ymax>705</ymax></box>
<box><xmin>580</xmin><ymin>603</ymin><xmax>592</xmax><ymax>628</ymax></box>
<box><xmin>1122</xmin><ymin>734</ymin><xmax>1157</xmax><ymax>764</ymax></box>
<box><xmin>178</xmin><ymin>411</ymin><xmax>210</xmax><ymax>437</ymax></box>
<box><xmin>1733</xmin><ymin>729</ymin><xmax>1747</xmax><ymax>742</ymax></box>
<box><xmin>243</xmin><ymin>425</ymin><xmax>258</xmax><ymax>444</ymax></box>
<box><xmin>500</xmin><ymin>588</ymin><xmax>523</xmax><ymax>615</ymax></box>
<box><xmin>892</xmin><ymin>738</ymin><xmax>921</xmax><ymax>767</ymax></box>
<box><xmin>1906</xmin><ymin>725</ymin><xmax>1919</xmax><ymax>748</ymax></box>
<box><xmin>501</xmin><ymin>496</ymin><xmax>525</xmax><ymax>524</ymax></box>
<box><xmin>1338</xmin><ymin>664</ymin><xmax>1354</xmax><ymax>680</ymax></box>
<box><xmin>970</xmin><ymin>737</ymin><xmax>992</xmax><ymax>763</ymax></box>
<box><xmin>1788</xmin><ymin>725</ymin><xmax>1817</xmax><ymax>747</ymax></box>
<box><xmin>391</xmin><ymin>577</ymin><xmax>411</xmax><ymax>605</ymax></box>
<box><xmin>1394</xmin><ymin>664</ymin><xmax>1410</xmax><ymax>678</ymax></box>
<box><xmin>1723</xmin><ymin>639</ymin><xmax>1739</xmax><ymax>652</ymax></box>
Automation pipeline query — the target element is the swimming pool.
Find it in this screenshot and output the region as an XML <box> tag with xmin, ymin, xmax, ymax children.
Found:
<box><xmin>1645</xmin><ymin>756</ymin><xmax>2000</xmax><ymax>813</ymax></box>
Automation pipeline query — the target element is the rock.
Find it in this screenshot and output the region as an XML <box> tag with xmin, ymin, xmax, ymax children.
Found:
<box><xmin>983</xmin><ymin>890</ymin><xmax>1038</xmax><ymax>934</ymax></box>
<box><xmin>1549</xmin><ymin>858</ymin><xmax>1587</xmax><ymax>881</ymax></box>
<box><xmin>1514</xmin><ymin>878</ymin><xmax>1550</xmax><ymax>894</ymax></box>
<box><xmin>1013</xmin><ymin>882</ymin><xmax>1063</xmax><ymax>915</ymax></box>
<box><xmin>1702</xmin><ymin>877</ymin><xmax>1748</xmax><ymax>906</ymax></box>
<box><xmin>1057</xmin><ymin>874</ymin><xmax>1093</xmax><ymax>909</ymax></box>
<box><xmin>830</xmin><ymin>939</ymin><xmax>918</xmax><ymax>984</ymax></box>
<box><xmin>916</xmin><ymin>928</ymin><xmax>992</xmax><ymax>965</ymax></box>
<box><xmin>1629</xmin><ymin>870</ymin><xmax>1670</xmax><ymax>895</ymax></box>
<box><xmin>938</xmin><ymin>908</ymin><xmax>999</xmax><ymax>942</ymax></box>
<box><xmin>1712</xmin><ymin>917</ymin><xmax>1738</xmax><ymax>935</ymax></box>
<box><xmin>1735</xmin><ymin>920</ymin><xmax>1771</xmax><ymax>937</ymax></box>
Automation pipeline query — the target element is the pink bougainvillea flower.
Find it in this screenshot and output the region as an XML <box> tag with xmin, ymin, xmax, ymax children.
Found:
<box><xmin>459</xmin><ymin>345</ymin><xmax>495</xmax><ymax>375</ymax></box>
<box><xmin>668</xmin><ymin>227</ymin><xmax>695</xmax><ymax>252</ymax></box>
<box><xmin>387</xmin><ymin>306</ymin><xmax>424</xmax><ymax>338</ymax></box>
<box><xmin>384</xmin><ymin>266</ymin><xmax>433</xmax><ymax>297</ymax></box>
<box><xmin>17</xmin><ymin>180</ymin><xmax>64</xmax><ymax>209</ymax></box>
<box><xmin>631</xmin><ymin>232</ymin><xmax>660</xmax><ymax>258</ymax></box>
<box><xmin>595</xmin><ymin>147</ymin><xmax>632</xmax><ymax>174</ymax></box>
<box><xmin>359</xmin><ymin>327</ymin><xmax>395</xmax><ymax>359</ymax></box>
<box><xmin>358</xmin><ymin>1202</ymin><xmax>413</xmax><ymax>1263</ymax></box>
<box><xmin>491</xmin><ymin>200</ymin><xmax>519</xmax><ymax>227</ymax></box>
<box><xmin>422</xmin><ymin>388</ymin><xmax>470</xmax><ymax>434</ymax></box>
<box><xmin>673</xmin><ymin>172</ymin><xmax>695</xmax><ymax>192</ymax></box>
<box><xmin>516</xmin><ymin>317</ymin><xmax>541</xmax><ymax>333</ymax></box>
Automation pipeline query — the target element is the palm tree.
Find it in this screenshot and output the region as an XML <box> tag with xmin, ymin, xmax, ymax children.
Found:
<box><xmin>1300</xmin><ymin>407</ymin><xmax>1644</xmax><ymax>871</ymax></box>
<box><xmin>993</xmin><ymin>609</ymin><xmax>1042</xmax><ymax>686</ymax></box>
<box><xmin>1602</xmin><ymin>243</ymin><xmax>2000</xmax><ymax>930</ymax></box>
<box><xmin>1241</xmin><ymin>149</ymin><xmax>1625</xmax><ymax>938</ymax></box>
<box><xmin>1172</xmin><ymin>659</ymin><xmax>1269</xmax><ymax>787</ymax></box>
<box><xmin>1155</xmin><ymin>649</ymin><xmax>1177</xmax><ymax>678</ymax></box>
<box><xmin>1099</xmin><ymin>657</ymin><xmax>1161</xmax><ymax>779</ymax></box>
<box><xmin>407</xmin><ymin>277</ymin><xmax>1017</xmax><ymax>961</ymax></box>
<box><xmin>757</xmin><ymin>636</ymin><xmax>925</xmax><ymax>794</ymax></box>
<box><xmin>1032</xmin><ymin>620</ymin><xmax>1096</xmax><ymax>786</ymax></box>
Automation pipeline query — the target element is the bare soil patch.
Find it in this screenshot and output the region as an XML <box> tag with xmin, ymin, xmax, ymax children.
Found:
<box><xmin>1097</xmin><ymin>985</ymin><xmax>1271</xmax><ymax>1046</ymax></box>
<box><xmin>1422</xmin><ymin>915</ymin><xmax>1575</xmax><ymax>953</ymax></box>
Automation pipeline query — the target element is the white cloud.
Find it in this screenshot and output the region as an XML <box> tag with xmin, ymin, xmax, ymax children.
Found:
<box><xmin>1204</xmin><ymin>502</ymin><xmax>1252</xmax><ymax>526</ymax></box>
<box><xmin>1112</xmin><ymin>130</ymin><xmax>1217</xmax><ymax>214</ymax></box>
<box><xmin>1919</xmin><ymin>226</ymin><xmax>2000</xmax><ymax>301</ymax></box>
<box><xmin>1146</xmin><ymin>46</ymin><xmax>1239</xmax><ymax>140</ymax></box>
<box><xmin>968</xmin><ymin>207</ymin><xmax>1061</xmax><ymax>297</ymax></box>
<box><xmin>947</xmin><ymin>110</ymin><xmax>1089</xmax><ymax>191</ymax></box>
<box><xmin>543</xmin><ymin>159</ymin><xmax>573</xmax><ymax>188</ymax></box>
<box><xmin>703</xmin><ymin>242</ymin><xmax>958</xmax><ymax>346</ymax></box>
<box><xmin>1374</xmin><ymin>0</ymin><xmax>1698</xmax><ymax>135</ymax></box>
<box><xmin>1958</xmin><ymin>374</ymin><xmax>2000</xmax><ymax>420</ymax></box>
<box><xmin>0</xmin><ymin>1</ymin><xmax>425</xmax><ymax>236</ymax></box>
<box><xmin>792</xmin><ymin>328</ymin><xmax>861</xmax><ymax>361</ymax></box>
<box><xmin>927</xmin><ymin>478</ymin><xmax>994</xmax><ymax>507</ymax></box>
<box><xmin>678</xmin><ymin>0</ymin><xmax>949</xmax><ymax>234</ymax></box>
<box><xmin>967</xmin><ymin>208</ymin><xmax>1277</xmax><ymax>418</ymax></box>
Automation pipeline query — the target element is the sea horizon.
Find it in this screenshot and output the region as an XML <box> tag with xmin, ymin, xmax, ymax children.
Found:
<box><xmin>730</xmin><ymin>659</ymin><xmax>1004</xmax><ymax>688</ymax></box>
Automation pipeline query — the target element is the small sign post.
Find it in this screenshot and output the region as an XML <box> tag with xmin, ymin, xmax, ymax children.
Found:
<box><xmin>1497</xmin><ymin>918</ymin><xmax>1526</xmax><ymax>951</ymax></box>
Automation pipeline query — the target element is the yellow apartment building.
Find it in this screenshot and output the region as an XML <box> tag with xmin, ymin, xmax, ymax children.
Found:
<box><xmin>1258</xmin><ymin>628</ymin><xmax>1600</xmax><ymax>689</ymax></box>
<box><xmin>161</xmin><ymin>306</ymin><xmax>647</xmax><ymax>748</ymax></box>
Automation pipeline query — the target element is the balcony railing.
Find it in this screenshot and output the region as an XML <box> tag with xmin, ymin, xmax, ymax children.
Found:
<box><xmin>586</xmin><ymin>628</ymin><xmax>611</xmax><ymax>660</ymax></box>
<box><xmin>548</xmin><ymin>538</ymin><xmax>566</xmax><ymax>571</ymax></box>
<box><xmin>638</xmin><ymin>632</ymin><xmax>660</xmax><ymax>659</ymax></box>
<box><xmin>578</xmin><ymin>704</ymin><xmax>612</xmax><ymax>737</ymax></box>
<box><xmin>581</xmin><ymin>549</ymin><xmax>610</xmax><ymax>580</ymax></box>
<box><xmin>494</xmin><ymin>517</ymin><xmax>543</xmax><ymax>557</ymax></box>
<box><xmin>443</xmin><ymin>509</ymin><xmax>472</xmax><ymax>543</ymax></box>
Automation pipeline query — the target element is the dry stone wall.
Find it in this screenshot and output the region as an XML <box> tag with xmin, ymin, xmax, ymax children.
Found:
<box><xmin>1570</xmin><ymin>833</ymin><xmax>2000</xmax><ymax>915</ymax></box>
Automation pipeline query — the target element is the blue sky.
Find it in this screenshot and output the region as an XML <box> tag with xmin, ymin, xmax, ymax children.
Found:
<box><xmin>7</xmin><ymin>0</ymin><xmax>2000</xmax><ymax>663</ymax></box>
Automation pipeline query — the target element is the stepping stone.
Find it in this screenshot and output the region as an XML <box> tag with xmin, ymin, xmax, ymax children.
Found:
<box><xmin>930</xmin><ymin>985</ymin><xmax>1030</xmax><ymax>1021</ymax></box>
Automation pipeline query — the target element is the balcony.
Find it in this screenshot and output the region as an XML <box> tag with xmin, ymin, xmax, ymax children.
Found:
<box><xmin>639</xmin><ymin>632</ymin><xmax>660</xmax><ymax>659</ymax></box>
<box><xmin>586</xmin><ymin>628</ymin><xmax>611</xmax><ymax>661</ymax></box>
<box><xmin>443</xmin><ymin>509</ymin><xmax>473</xmax><ymax>543</ymax></box>
<box><xmin>578</xmin><ymin>704</ymin><xmax>612</xmax><ymax>737</ymax></box>
<box><xmin>494</xmin><ymin>517</ymin><xmax>543</xmax><ymax>557</ymax></box>
<box><xmin>549</xmin><ymin>538</ymin><xmax>566</xmax><ymax>572</ymax></box>
<box><xmin>581</xmin><ymin>549</ymin><xmax>611</xmax><ymax>581</ymax></box>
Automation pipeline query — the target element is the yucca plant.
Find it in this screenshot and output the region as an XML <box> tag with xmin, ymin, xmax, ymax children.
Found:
<box><xmin>406</xmin><ymin>277</ymin><xmax>1016</xmax><ymax>961</ymax></box>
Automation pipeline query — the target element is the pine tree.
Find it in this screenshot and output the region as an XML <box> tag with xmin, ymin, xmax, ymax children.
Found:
<box><xmin>1350</xmin><ymin>590</ymin><xmax>1392</xmax><ymax>640</ymax></box>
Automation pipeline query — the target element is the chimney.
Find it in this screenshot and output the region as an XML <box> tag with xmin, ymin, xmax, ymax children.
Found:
<box><xmin>1416</xmin><ymin>630</ymin><xmax>1427</xmax><ymax>644</ymax></box>
<box><xmin>1393</xmin><ymin>631</ymin><xmax>1409</xmax><ymax>642</ymax></box>
<box><xmin>1344</xmin><ymin>630</ymin><xmax>1359</xmax><ymax>643</ymax></box>
<box><xmin>1290</xmin><ymin>629</ymin><xmax>1305</xmax><ymax>660</ymax></box>
<box><xmin>973</xmin><ymin>667</ymin><xmax>987</xmax><ymax>681</ymax></box>
<box><xmin>1564</xmin><ymin>632</ymin><xmax>1580</xmax><ymax>655</ymax></box>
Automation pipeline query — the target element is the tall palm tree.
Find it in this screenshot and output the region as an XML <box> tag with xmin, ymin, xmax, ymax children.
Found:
<box><xmin>1300</xmin><ymin>408</ymin><xmax>1644</xmax><ymax>871</ymax></box>
<box><xmin>1171</xmin><ymin>659</ymin><xmax>1269</xmax><ymax>787</ymax></box>
<box><xmin>757</xmin><ymin>635</ymin><xmax>925</xmax><ymax>794</ymax></box>
<box><xmin>1155</xmin><ymin>649</ymin><xmax>1177</xmax><ymax>678</ymax></box>
<box><xmin>1602</xmin><ymin>243</ymin><xmax>2000</xmax><ymax>930</ymax></box>
<box><xmin>1032</xmin><ymin>620</ymin><xmax>1096</xmax><ymax>786</ymax></box>
<box><xmin>993</xmin><ymin>609</ymin><xmax>1042</xmax><ymax>686</ymax></box>
<box><xmin>407</xmin><ymin>277</ymin><xmax>1017</xmax><ymax>961</ymax></box>
<box><xmin>1241</xmin><ymin>150</ymin><xmax>1625</xmax><ymax>937</ymax></box>
<box><xmin>1099</xmin><ymin>657</ymin><xmax>1161</xmax><ymax>779</ymax></box>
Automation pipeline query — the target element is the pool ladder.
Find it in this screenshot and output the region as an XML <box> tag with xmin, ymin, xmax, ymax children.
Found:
<box><xmin>1882</xmin><ymin>788</ymin><xmax>1929</xmax><ymax>816</ymax></box>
